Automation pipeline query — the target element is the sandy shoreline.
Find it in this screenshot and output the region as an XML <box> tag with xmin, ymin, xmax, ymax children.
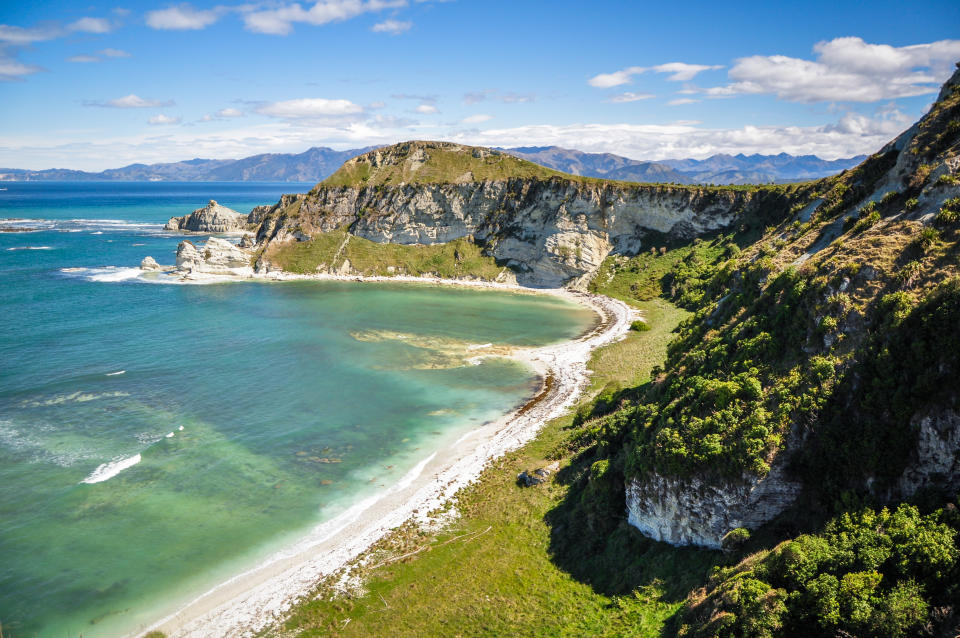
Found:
<box><xmin>138</xmin><ymin>274</ymin><xmax>636</xmax><ymax>638</ymax></box>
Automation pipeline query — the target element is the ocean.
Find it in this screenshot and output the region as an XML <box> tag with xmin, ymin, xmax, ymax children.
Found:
<box><xmin>0</xmin><ymin>182</ymin><xmax>595</xmax><ymax>637</ymax></box>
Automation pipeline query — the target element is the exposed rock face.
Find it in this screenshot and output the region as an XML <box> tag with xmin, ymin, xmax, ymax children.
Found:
<box><xmin>175</xmin><ymin>237</ymin><xmax>253</xmax><ymax>276</ymax></box>
<box><xmin>625</xmin><ymin>457</ymin><xmax>801</xmax><ymax>549</ymax></box>
<box><xmin>897</xmin><ymin>409</ymin><xmax>960</xmax><ymax>499</ymax></box>
<box><xmin>164</xmin><ymin>200</ymin><xmax>251</xmax><ymax>233</ymax></box>
<box><xmin>255</xmin><ymin>179</ymin><xmax>775</xmax><ymax>287</ymax></box>
<box><xmin>140</xmin><ymin>256</ymin><xmax>162</xmax><ymax>271</ymax></box>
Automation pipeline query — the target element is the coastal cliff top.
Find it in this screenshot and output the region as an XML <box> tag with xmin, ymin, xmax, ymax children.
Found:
<box><xmin>317</xmin><ymin>140</ymin><xmax>575</xmax><ymax>188</ymax></box>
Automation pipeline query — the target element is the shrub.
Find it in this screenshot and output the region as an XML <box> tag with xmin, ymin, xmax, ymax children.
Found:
<box><xmin>904</xmin><ymin>197</ymin><xmax>919</xmax><ymax>211</ymax></box>
<box><xmin>630</xmin><ymin>319</ymin><xmax>651</xmax><ymax>332</ymax></box>
<box><xmin>917</xmin><ymin>226</ymin><xmax>940</xmax><ymax>251</ymax></box>
<box><xmin>722</xmin><ymin>527</ymin><xmax>751</xmax><ymax>551</ymax></box>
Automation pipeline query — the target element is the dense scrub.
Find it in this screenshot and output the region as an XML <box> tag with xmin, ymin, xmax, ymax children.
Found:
<box><xmin>678</xmin><ymin>502</ymin><xmax>960</xmax><ymax>638</ymax></box>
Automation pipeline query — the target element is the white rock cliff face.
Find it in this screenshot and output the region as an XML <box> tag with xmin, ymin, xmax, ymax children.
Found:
<box><xmin>175</xmin><ymin>237</ymin><xmax>253</xmax><ymax>276</ymax></box>
<box><xmin>256</xmin><ymin>179</ymin><xmax>760</xmax><ymax>287</ymax></box>
<box><xmin>897</xmin><ymin>409</ymin><xmax>960</xmax><ymax>499</ymax></box>
<box><xmin>625</xmin><ymin>456</ymin><xmax>802</xmax><ymax>549</ymax></box>
<box><xmin>165</xmin><ymin>200</ymin><xmax>251</xmax><ymax>233</ymax></box>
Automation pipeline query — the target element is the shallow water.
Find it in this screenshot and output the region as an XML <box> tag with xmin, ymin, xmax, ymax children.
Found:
<box><xmin>0</xmin><ymin>182</ymin><xmax>595</xmax><ymax>637</ymax></box>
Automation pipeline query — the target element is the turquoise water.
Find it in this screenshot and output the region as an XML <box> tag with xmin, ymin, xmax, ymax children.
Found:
<box><xmin>0</xmin><ymin>183</ymin><xmax>595</xmax><ymax>637</ymax></box>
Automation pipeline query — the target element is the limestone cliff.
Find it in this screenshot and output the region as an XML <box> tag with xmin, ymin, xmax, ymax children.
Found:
<box><xmin>248</xmin><ymin>142</ymin><xmax>790</xmax><ymax>287</ymax></box>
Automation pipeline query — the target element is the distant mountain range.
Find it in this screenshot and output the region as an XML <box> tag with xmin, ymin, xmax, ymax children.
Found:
<box><xmin>502</xmin><ymin>147</ymin><xmax>866</xmax><ymax>185</ymax></box>
<box><xmin>0</xmin><ymin>145</ymin><xmax>865</xmax><ymax>186</ymax></box>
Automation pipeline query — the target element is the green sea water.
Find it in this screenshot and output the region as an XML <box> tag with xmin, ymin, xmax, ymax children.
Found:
<box><xmin>0</xmin><ymin>183</ymin><xmax>595</xmax><ymax>637</ymax></box>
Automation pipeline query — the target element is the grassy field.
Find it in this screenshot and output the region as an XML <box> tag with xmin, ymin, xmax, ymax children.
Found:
<box><xmin>265</xmin><ymin>227</ymin><xmax>509</xmax><ymax>281</ymax></box>
<box><xmin>271</xmin><ymin>297</ymin><xmax>710</xmax><ymax>638</ymax></box>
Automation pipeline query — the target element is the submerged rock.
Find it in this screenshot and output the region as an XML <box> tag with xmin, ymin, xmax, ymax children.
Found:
<box><xmin>164</xmin><ymin>200</ymin><xmax>250</xmax><ymax>233</ymax></box>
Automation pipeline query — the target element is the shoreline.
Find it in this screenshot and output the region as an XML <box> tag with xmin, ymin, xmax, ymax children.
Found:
<box><xmin>139</xmin><ymin>275</ymin><xmax>636</xmax><ymax>638</ymax></box>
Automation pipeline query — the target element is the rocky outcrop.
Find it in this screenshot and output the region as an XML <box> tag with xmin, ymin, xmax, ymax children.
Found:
<box><xmin>897</xmin><ymin>408</ymin><xmax>960</xmax><ymax>499</ymax></box>
<box><xmin>164</xmin><ymin>200</ymin><xmax>251</xmax><ymax>233</ymax></box>
<box><xmin>625</xmin><ymin>458</ymin><xmax>801</xmax><ymax>549</ymax></box>
<box><xmin>174</xmin><ymin>237</ymin><xmax>253</xmax><ymax>276</ymax></box>
<box><xmin>255</xmin><ymin>178</ymin><xmax>776</xmax><ymax>287</ymax></box>
<box><xmin>140</xmin><ymin>256</ymin><xmax>162</xmax><ymax>271</ymax></box>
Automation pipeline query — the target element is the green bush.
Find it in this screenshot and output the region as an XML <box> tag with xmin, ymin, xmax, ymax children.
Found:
<box><xmin>630</xmin><ymin>319</ymin><xmax>651</xmax><ymax>332</ymax></box>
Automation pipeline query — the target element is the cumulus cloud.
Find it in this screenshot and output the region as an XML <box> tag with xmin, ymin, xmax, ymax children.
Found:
<box><xmin>217</xmin><ymin>107</ymin><xmax>244</xmax><ymax>117</ymax></box>
<box><xmin>68</xmin><ymin>17</ymin><xmax>112</xmax><ymax>33</ymax></box>
<box><xmin>67</xmin><ymin>55</ymin><xmax>100</xmax><ymax>63</ymax></box>
<box><xmin>608</xmin><ymin>92</ymin><xmax>654</xmax><ymax>103</ymax></box>
<box><xmin>146</xmin><ymin>4</ymin><xmax>223</xmax><ymax>30</ymax></box>
<box><xmin>651</xmin><ymin>62</ymin><xmax>722</xmax><ymax>82</ymax></box>
<box><xmin>86</xmin><ymin>94</ymin><xmax>176</xmax><ymax>108</ymax></box>
<box><xmin>415</xmin><ymin>103</ymin><xmax>438</xmax><ymax>114</ymax></box>
<box><xmin>589</xmin><ymin>62</ymin><xmax>720</xmax><ymax>88</ymax></box>
<box><xmin>372</xmin><ymin>19</ymin><xmax>411</xmax><ymax>34</ymax></box>
<box><xmin>668</xmin><ymin>98</ymin><xmax>699</xmax><ymax>106</ymax></box>
<box><xmin>243</xmin><ymin>0</ymin><xmax>406</xmax><ymax>36</ymax></box>
<box><xmin>148</xmin><ymin>114</ymin><xmax>182</xmax><ymax>125</ymax></box>
<box><xmin>0</xmin><ymin>24</ymin><xmax>61</xmax><ymax>45</ymax></box>
<box><xmin>588</xmin><ymin>66</ymin><xmax>645</xmax><ymax>88</ymax></box>
<box><xmin>0</xmin><ymin>54</ymin><xmax>43</xmax><ymax>81</ymax></box>
<box><xmin>444</xmin><ymin>108</ymin><xmax>912</xmax><ymax>161</ymax></box>
<box><xmin>698</xmin><ymin>37</ymin><xmax>960</xmax><ymax>102</ymax></box>
<box><xmin>255</xmin><ymin>97</ymin><xmax>364</xmax><ymax>124</ymax></box>
<box><xmin>462</xmin><ymin>113</ymin><xmax>492</xmax><ymax>124</ymax></box>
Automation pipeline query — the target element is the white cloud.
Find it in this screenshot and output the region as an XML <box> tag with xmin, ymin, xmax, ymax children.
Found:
<box><xmin>668</xmin><ymin>98</ymin><xmax>699</xmax><ymax>106</ymax></box>
<box><xmin>0</xmin><ymin>24</ymin><xmax>61</xmax><ymax>45</ymax></box>
<box><xmin>68</xmin><ymin>17</ymin><xmax>112</xmax><ymax>34</ymax></box>
<box><xmin>87</xmin><ymin>94</ymin><xmax>176</xmax><ymax>108</ymax></box>
<box><xmin>651</xmin><ymin>62</ymin><xmax>722</xmax><ymax>81</ymax></box>
<box><xmin>462</xmin><ymin>89</ymin><xmax>534</xmax><ymax>104</ymax></box>
<box><xmin>589</xmin><ymin>62</ymin><xmax>720</xmax><ymax>88</ymax></box>
<box><xmin>443</xmin><ymin>108</ymin><xmax>912</xmax><ymax>161</ymax></box>
<box><xmin>146</xmin><ymin>4</ymin><xmax>222</xmax><ymax>30</ymax></box>
<box><xmin>608</xmin><ymin>92</ymin><xmax>654</xmax><ymax>103</ymax></box>
<box><xmin>256</xmin><ymin>97</ymin><xmax>364</xmax><ymax>123</ymax></box>
<box><xmin>0</xmin><ymin>54</ymin><xmax>43</xmax><ymax>81</ymax></box>
<box><xmin>243</xmin><ymin>0</ymin><xmax>407</xmax><ymax>35</ymax></box>
<box><xmin>148</xmin><ymin>114</ymin><xmax>182</xmax><ymax>125</ymax></box>
<box><xmin>699</xmin><ymin>37</ymin><xmax>960</xmax><ymax>103</ymax></box>
<box><xmin>588</xmin><ymin>66</ymin><xmax>645</xmax><ymax>88</ymax></box>
<box><xmin>415</xmin><ymin>103</ymin><xmax>438</xmax><ymax>114</ymax></box>
<box><xmin>462</xmin><ymin>114</ymin><xmax>492</xmax><ymax>124</ymax></box>
<box><xmin>372</xmin><ymin>19</ymin><xmax>411</xmax><ymax>34</ymax></box>
<box><xmin>99</xmin><ymin>48</ymin><xmax>131</xmax><ymax>58</ymax></box>
<box><xmin>67</xmin><ymin>55</ymin><xmax>100</xmax><ymax>63</ymax></box>
<box><xmin>217</xmin><ymin>107</ymin><xmax>244</xmax><ymax>117</ymax></box>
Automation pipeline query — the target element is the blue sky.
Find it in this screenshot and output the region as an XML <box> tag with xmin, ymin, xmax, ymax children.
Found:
<box><xmin>1</xmin><ymin>0</ymin><xmax>959</xmax><ymax>170</ymax></box>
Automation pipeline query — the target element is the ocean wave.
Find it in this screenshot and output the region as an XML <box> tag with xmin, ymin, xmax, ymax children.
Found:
<box><xmin>59</xmin><ymin>266</ymin><xmax>144</xmax><ymax>283</ymax></box>
<box><xmin>6</xmin><ymin>245</ymin><xmax>53</xmax><ymax>251</ymax></box>
<box><xmin>106</xmin><ymin>370</ymin><xmax>126</xmax><ymax>376</ymax></box>
<box><xmin>0</xmin><ymin>217</ymin><xmax>164</xmax><ymax>235</ymax></box>
<box><xmin>81</xmin><ymin>453</ymin><xmax>142</xmax><ymax>484</ymax></box>
<box><xmin>20</xmin><ymin>390</ymin><xmax>130</xmax><ymax>408</ymax></box>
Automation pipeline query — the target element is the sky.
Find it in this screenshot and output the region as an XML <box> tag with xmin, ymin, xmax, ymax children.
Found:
<box><xmin>1</xmin><ymin>0</ymin><xmax>959</xmax><ymax>171</ymax></box>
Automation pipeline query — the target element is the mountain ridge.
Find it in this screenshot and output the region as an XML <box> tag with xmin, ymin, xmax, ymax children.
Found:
<box><xmin>0</xmin><ymin>146</ymin><xmax>865</xmax><ymax>186</ymax></box>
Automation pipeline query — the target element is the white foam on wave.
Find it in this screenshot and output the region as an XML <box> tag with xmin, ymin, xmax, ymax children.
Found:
<box><xmin>59</xmin><ymin>266</ymin><xmax>143</xmax><ymax>282</ymax></box>
<box><xmin>106</xmin><ymin>370</ymin><xmax>125</xmax><ymax>376</ymax></box>
<box><xmin>1</xmin><ymin>217</ymin><xmax>163</xmax><ymax>234</ymax></box>
<box><xmin>81</xmin><ymin>453</ymin><xmax>142</xmax><ymax>484</ymax></box>
<box><xmin>6</xmin><ymin>245</ymin><xmax>53</xmax><ymax>251</ymax></box>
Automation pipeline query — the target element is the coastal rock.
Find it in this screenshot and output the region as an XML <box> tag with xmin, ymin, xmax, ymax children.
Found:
<box><xmin>164</xmin><ymin>200</ymin><xmax>251</xmax><ymax>233</ymax></box>
<box><xmin>625</xmin><ymin>457</ymin><xmax>801</xmax><ymax>549</ymax></box>
<box><xmin>175</xmin><ymin>237</ymin><xmax>253</xmax><ymax>276</ymax></box>
<box><xmin>140</xmin><ymin>256</ymin><xmax>162</xmax><ymax>271</ymax></box>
